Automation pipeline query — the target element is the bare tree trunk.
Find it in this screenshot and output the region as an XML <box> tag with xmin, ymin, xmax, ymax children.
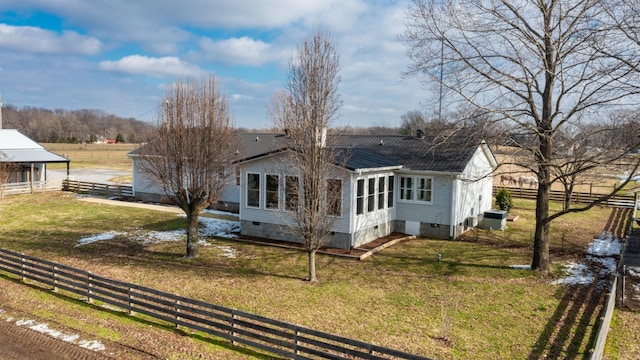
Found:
<box><xmin>185</xmin><ymin>211</ymin><xmax>199</xmax><ymax>258</ymax></box>
<box><xmin>532</xmin><ymin>183</ymin><xmax>551</xmax><ymax>272</ymax></box>
<box><xmin>308</xmin><ymin>249</ymin><xmax>317</xmax><ymax>282</ymax></box>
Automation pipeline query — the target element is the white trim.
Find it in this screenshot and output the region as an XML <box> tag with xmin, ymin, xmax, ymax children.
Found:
<box><xmin>398</xmin><ymin>175</ymin><xmax>434</xmax><ymax>205</ymax></box>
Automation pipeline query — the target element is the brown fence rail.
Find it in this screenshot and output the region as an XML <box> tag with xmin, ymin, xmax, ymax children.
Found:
<box><xmin>493</xmin><ymin>186</ymin><xmax>636</xmax><ymax>208</ymax></box>
<box><xmin>0</xmin><ymin>248</ymin><xmax>431</xmax><ymax>360</ymax></box>
<box><xmin>62</xmin><ymin>179</ymin><xmax>133</xmax><ymax>198</ymax></box>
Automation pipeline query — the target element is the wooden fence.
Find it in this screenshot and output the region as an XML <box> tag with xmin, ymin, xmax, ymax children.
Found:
<box><xmin>494</xmin><ymin>186</ymin><xmax>636</xmax><ymax>208</ymax></box>
<box><xmin>0</xmin><ymin>179</ymin><xmax>63</xmax><ymax>196</ymax></box>
<box><xmin>0</xmin><ymin>248</ymin><xmax>431</xmax><ymax>360</ymax></box>
<box><xmin>62</xmin><ymin>179</ymin><xmax>133</xmax><ymax>198</ymax></box>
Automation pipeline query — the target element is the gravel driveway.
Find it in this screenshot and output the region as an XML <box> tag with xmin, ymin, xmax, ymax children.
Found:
<box><xmin>47</xmin><ymin>169</ymin><xmax>131</xmax><ymax>184</ymax></box>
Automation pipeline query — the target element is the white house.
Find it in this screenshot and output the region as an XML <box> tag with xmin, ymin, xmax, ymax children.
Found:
<box><xmin>129</xmin><ymin>132</ymin><xmax>497</xmax><ymax>249</ymax></box>
<box><xmin>0</xmin><ymin>129</ymin><xmax>69</xmax><ymax>184</ymax></box>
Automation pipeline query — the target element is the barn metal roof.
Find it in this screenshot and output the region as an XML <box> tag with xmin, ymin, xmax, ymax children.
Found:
<box><xmin>0</xmin><ymin>129</ymin><xmax>69</xmax><ymax>163</ymax></box>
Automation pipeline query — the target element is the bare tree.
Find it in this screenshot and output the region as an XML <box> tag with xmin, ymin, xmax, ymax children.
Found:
<box><xmin>269</xmin><ymin>29</ymin><xmax>342</xmax><ymax>281</ymax></box>
<box><xmin>402</xmin><ymin>0</ymin><xmax>640</xmax><ymax>271</ymax></box>
<box><xmin>138</xmin><ymin>75</ymin><xmax>237</xmax><ymax>258</ymax></box>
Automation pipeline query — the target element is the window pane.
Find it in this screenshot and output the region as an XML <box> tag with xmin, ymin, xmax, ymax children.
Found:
<box><xmin>387</xmin><ymin>176</ymin><xmax>394</xmax><ymax>208</ymax></box>
<box><xmin>266</xmin><ymin>175</ymin><xmax>279</xmax><ymax>209</ymax></box>
<box><xmin>378</xmin><ymin>177</ymin><xmax>385</xmax><ymax>210</ymax></box>
<box><xmin>400</xmin><ymin>176</ymin><xmax>413</xmax><ymax>200</ymax></box>
<box><xmin>356</xmin><ymin>179</ymin><xmax>364</xmax><ymax>215</ymax></box>
<box><xmin>417</xmin><ymin>177</ymin><xmax>432</xmax><ymax>202</ymax></box>
<box><xmin>247</xmin><ymin>173</ymin><xmax>260</xmax><ymax>207</ymax></box>
<box><xmin>285</xmin><ymin>176</ymin><xmax>299</xmax><ymax>211</ymax></box>
<box><xmin>368</xmin><ymin>178</ymin><xmax>375</xmax><ymax>212</ymax></box>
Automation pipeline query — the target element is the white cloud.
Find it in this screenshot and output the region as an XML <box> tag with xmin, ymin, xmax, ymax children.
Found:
<box><xmin>0</xmin><ymin>24</ymin><xmax>101</xmax><ymax>55</ymax></box>
<box><xmin>99</xmin><ymin>55</ymin><xmax>203</xmax><ymax>77</ymax></box>
<box><xmin>199</xmin><ymin>37</ymin><xmax>273</xmax><ymax>66</ymax></box>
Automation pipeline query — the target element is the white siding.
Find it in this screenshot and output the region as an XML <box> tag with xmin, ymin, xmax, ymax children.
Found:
<box><xmin>350</xmin><ymin>171</ymin><xmax>397</xmax><ymax>235</ymax></box>
<box><xmin>239</xmin><ymin>153</ymin><xmax>352</xmax><ymax>233</ymax></box>
<box><xmin>453</xmin><ymin>146</ymin><xmax>495</xmax><ymax>228</ymax></box>
<box><xmin>394</xmin><ymin>172</ymin><xmax>453</xmax><ymax>225</ymax></box>
<box><xmin>131</xmin><ymin>158</ymin><xmax>165</xmax><ymax>195</ymax></box>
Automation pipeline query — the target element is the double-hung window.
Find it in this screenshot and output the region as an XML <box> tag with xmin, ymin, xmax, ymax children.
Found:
<box><xmin>356</xmin><ymin>179</ymin><xmax>365</xmax><ymax>215</ymax></box>
<box><xmin>399</xmin><ymin>175</ymin><xmax>433</xmax><ymax>203</ymax></box>
<box><xmin>400</xmin><ymin>176</ymin><xmax>413</xmax><ymax>201</ymax></box>
<box><xmin>367</xmin><ymin>178</ymin><xmax>375</xmax><ymax>212</ymax></box>
<box><xmin>285</xmin><ymin>176</ymin><xmax>299</xmax><ymax>211</ymax></box>
<box><xmin>377</xmin><ymin>177</ymin><xmax>385</xmax><ymax>210</ymax></box>
<box><xmin>387</xmin><ymin>175</ymin><xmax>394</xmax><ymax>208</ymax></box>
<box><xmin>247</xmin><ymin>173</ymin><xmax>260</xmax><ymax>208</ymax></box>
<box><xmin>416</xmin><ymin>177</ymin><xmax>432</xmax><ymax>202</ymax></box>
<box><xmin>266</xmin><ymin>175</ymin><xmax>279</xmax><ymax>209</ymax></box>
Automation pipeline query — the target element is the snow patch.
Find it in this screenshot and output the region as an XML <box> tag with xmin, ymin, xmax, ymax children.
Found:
<box><xmin>509</xmin><ymin>265</ymin><xmax>531</xmax><ymax>270</ymax></box>
<box><xmin>75</xmin><ymin>214</ymin><xmax>240</xmax><ymax>258</ymax></box>
<box><xmin>628</xmin><ymin>266</ymin><xmax>640</xmax><ymax>277</ymax></box>
<box><xmin>553</xmin><ymin>232</ymin><xmax>621</xmax><ymax>288</ymax></box>
<box><xmin>587</xmin><ymin>232</ymin><xmax>622</xmax><ymax>256</ymax></box>
<box><xmin>12</xmin><ymin>317</ymin><xmax>105</xmax><ymax>351</ymax></box>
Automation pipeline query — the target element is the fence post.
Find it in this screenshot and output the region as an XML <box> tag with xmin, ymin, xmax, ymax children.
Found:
<box><xmin>231</xmin><ymin>310</ymin><xmax>237</xmax><ymax>345</ymax></box>
<box><xmin>128</xmin><ymin>286</ymin><xmax>135</xmax><ymax>315</ymax></box>
<box><xmin>20</xmin><ymin>253</ymin><xmax>26</xmax><ymax>282</ymax></box>
<box><xmin>175</xmin><ymin>299</ymin><xmax>180</xmax><ymax>328</ymax></box>
<box><xmin>622</xmin><ymin>265</ymin><xmax>626</xmax><ymax>308</ymax></box>
<box><xmin>52</xmin><ymin>265</ymin><xmax>58</xmax><ymax>292</ymax></box>
<box><xmin>294</xmin><ymin>327</ymin><xmax>300</xmax><ymax>355</ymax></box>
<box><xmin>87</xmin><ymin>272</ymin><xmax>93</xmax><ymax>303</ymax></box>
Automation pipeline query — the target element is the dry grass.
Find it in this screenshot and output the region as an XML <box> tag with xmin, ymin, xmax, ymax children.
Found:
<box><xmin>0</xmin><ymin>192</ymin><xmax>625</xmax><ymax>359</ymax></box>
<box><xmin>42</xmin><ymin>143</ymin><xmax>139</xmax><ymax>170</ymax></box>
<box><xmin>605</xmin><ymin>310</ymin><xmax>640</xmax><ymax>359</ymax></box>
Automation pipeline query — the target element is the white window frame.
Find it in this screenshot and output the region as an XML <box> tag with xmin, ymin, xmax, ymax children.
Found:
<box><xmin>377</xmin><ymin>176</ymin><xmax>385</xmax><ymax>210</ymax></box>
<box><xmin>285</xmin><ymin>175</ymin><xmax>299</xmax><ymax>212</ymax></box>
<box><xmin>265</xmin><ymin>174</ymin><xmax>280</xmax><ymax>210</ymax></box>
<box><xmin>356</xmin><ymin>178</ymin><xmax>365</xmax><ymax>215</ymax></box>
<box><xmin>246</xmin><ymin>173</ymin><xmax>261</xmax><ymax>208</ymax></box>
<box><xmin>398</xmin><ymin>175</ymin><xmax>434</xmax><ymax>204</ymax></box>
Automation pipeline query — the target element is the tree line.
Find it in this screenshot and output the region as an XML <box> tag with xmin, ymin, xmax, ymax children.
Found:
<box><xmin>1</xmin><ymin>105</ymin><xmax>155</xmax><ymax>144</ymax></box>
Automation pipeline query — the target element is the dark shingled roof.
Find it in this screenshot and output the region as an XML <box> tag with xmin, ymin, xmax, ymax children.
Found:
<box><xmin>131</xmin><ymin>132</ymin><xmax>488</xmax><ymax>173</ymax></box>
<box><xmin>332</xmin><ymin>135</ymin><xmax>483</xmax><ymax>172</ymax></box>
<box><xmin>333</xmin><ymin>147</ymin><xmax>402</xmax><ymax>171</ymax></box>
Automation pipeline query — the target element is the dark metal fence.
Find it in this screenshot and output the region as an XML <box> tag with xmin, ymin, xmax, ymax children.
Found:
<box><xmin>62</xmin><ymin>179</ymin><xmax>133</xmax><ymax>198</ymax></box>
<box><xmin>0</xmin><ymin>248</ymin><xmax>431</xmax><ymax>360</ymax></box>
<box><xmin>493</xmin><ymin>186</ymin><xmax>636</xmax><ymax>208</ymax></box>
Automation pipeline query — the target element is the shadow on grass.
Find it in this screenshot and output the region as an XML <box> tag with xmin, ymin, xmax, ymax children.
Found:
<box><xmin>0</xmin><ymin>272</ymin><xmax>283</xmax><ymax>360</ymax></box>
<box><xmin>527</xmin><ymin>282</ymin><xmax>606</xmax><ymax>360</ymax></box>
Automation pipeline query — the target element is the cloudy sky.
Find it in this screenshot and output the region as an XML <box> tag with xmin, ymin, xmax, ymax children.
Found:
<box><xmin>0</xmin><ymin>1</ymin><xmax>432</xmax><ymax>129</ymax></box>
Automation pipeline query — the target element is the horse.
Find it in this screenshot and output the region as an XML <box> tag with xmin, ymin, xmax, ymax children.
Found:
<box><xmin>518</xmin><ymin>176</ymin><xmax>538</xmax><ymax>188</ymax></box>
<box><xmin>500</xmin><ymin>174</ymin><xmax>517</xmax><ymax>186</ymax></box>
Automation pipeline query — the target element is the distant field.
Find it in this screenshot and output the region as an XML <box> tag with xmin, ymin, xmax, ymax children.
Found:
<box><xmin>42</xmin><ymin>143</ymin><xmax>139</xmax><ymax>170</ymax></box>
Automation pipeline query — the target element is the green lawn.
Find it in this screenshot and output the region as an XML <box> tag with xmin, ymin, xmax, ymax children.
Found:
<box><xmin>0</xmin><ymin>192</ymin><xmax>621</xmax><ymax>359</ymax></box>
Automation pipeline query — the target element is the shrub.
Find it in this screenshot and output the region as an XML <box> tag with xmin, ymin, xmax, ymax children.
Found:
<box><xmin>495</xmin><ymin>187</ymin><xmax>513</xmax><ymax>212</ymax></box>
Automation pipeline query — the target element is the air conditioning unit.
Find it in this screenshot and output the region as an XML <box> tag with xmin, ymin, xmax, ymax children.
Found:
<box><xmin>466</xmin><ymin>216</ymin><xmax>478</xmax><ymax>228</ymax></box>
